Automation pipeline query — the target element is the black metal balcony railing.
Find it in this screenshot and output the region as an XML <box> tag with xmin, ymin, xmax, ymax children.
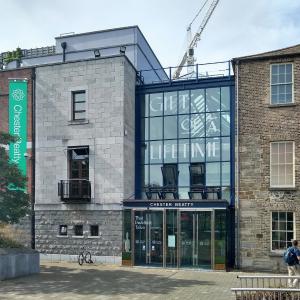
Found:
<box><xmin>145</xmin><ymin>186</ymin><xmax>222</xmax><ymax>201</ymax></box>
<box><xmin>58</xmin><ymin>179</ymin><xmax>91</xmax><ymax>202</ymax></box>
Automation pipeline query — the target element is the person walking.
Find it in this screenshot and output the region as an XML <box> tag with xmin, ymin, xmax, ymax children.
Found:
<box><xmin>284</xmin><ymin>240</ymin><xmax>300</xmax><ymax>287</ymax></box>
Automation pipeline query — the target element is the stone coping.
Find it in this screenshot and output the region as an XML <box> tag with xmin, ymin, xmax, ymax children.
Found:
<box><xmin>0</xmin><ymin>248</ymin><xmax>38</xmax><ymax>255</ymax></box>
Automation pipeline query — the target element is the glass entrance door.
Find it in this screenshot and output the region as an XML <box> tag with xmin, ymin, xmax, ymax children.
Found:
<box><xmin>134</xmin><ymin>211</ymin><xmax>163</xmax><ymax>266</ymax></box>
<box><xmin>180</xmin><ymin>211</ymin><xmax>212</xmax><ymax>268</ymax></box>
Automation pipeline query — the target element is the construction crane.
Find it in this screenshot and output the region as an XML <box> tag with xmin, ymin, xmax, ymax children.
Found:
<box><xmin>173</xmin><ymin>0</ymin><xmax>220</xmax><ymax>79</ymax></box>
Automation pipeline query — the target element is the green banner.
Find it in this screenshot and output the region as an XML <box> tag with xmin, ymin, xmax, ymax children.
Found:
<box><xmin>9</xmin><ymin>80</ymin><xmax>28</xmax><ymax>176</ymax></box>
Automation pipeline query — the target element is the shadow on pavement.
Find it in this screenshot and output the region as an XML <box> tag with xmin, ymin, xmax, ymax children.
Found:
<box><xmin>0</xmin><ymin>264</ymin><xmax>215</xmax><ymax>297</ymax></box>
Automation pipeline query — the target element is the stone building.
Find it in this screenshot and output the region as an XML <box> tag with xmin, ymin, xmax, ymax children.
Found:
<box><xmin>34</xmin><ymin>55</ymin><xmax>136</xmax><ymax>263</ymax></box>
<box><xmin>233</xmin><ymin>45</ymin><xmax>300</xmax><ymax>271</ymax></box>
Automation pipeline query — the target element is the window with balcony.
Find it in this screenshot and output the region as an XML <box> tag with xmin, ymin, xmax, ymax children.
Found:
<box><xmin>58</xmin><ymin>146</ymin><xmax>91</xmax><ymax>201</ymax></box>
<box><xmin>270</xmin><ymin>142</ymin><xmax>294</xmax><ymax>188</ymax></box>
<box><xmin>271</xmin><ymin>212</ymin><xmax>294</xmax><ymax>251</ymax></box>
<box><xmin>270</xmin><ymin>63</ymin><xmax>293</xmax><ymax>105</ymax></box>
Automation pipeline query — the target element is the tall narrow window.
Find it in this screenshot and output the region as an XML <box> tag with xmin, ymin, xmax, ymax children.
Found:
<box><xmin>270</xmin><ymin>142</ymin><xmax>294</xmax><ymax>188</ymax></box>
<box><xmin>190</xmin><ymin>163</ymin><xmax>205</xmax><ymax>188</ymax></box>
<box><xmin>72</xmin><ymin>91</ymin><xmax>86</xmax><ymax>120</ymax></box>
<box><xmin>68</xmin><ymin>147</ymin><xmax>89</xmax><ymax>198</ymax></box>
<box><xmin>270</xmin><ymin>63</ymin><xmax>293</xmax><ymax>105</ymax></box>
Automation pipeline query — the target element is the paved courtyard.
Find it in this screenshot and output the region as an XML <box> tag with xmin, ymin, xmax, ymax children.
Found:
<box><xmin>0</xmin><ymin>261</ymin><xmax>249</xmax><ymax>300</ymax></box>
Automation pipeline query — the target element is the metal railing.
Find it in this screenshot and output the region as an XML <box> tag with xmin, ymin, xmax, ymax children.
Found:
<box><xmin>232</xmin><ymin>275</ymin><xmax>300</xmax><ymax>299</ymax></box>
<box><xmin>137</xmin><ymin>60</ymin><xmax>232</xmax><ymax>85</ymax></box>
<box><xmin>58</xmin><ymin>179</ymin><xmax>91</xmax><ymax>202</ymax></box>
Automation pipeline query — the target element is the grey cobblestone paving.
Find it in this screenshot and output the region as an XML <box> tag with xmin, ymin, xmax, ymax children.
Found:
<box><xmin>0</xmin><ymin>261</ymin><xmax>261</xmax><ymax>300</ymax></box>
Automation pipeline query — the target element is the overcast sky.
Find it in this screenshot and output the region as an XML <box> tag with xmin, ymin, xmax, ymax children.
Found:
<box><xmin>0</xmin><ymin>0</ymin><xmax>299</xmax><ymax>67</ymax></box>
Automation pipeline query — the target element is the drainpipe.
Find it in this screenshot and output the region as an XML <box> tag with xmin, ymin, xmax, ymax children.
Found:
<box><xmin>61</xmin><ymin>42</ymin><xmax>67</xmax><ymax>62</ymax></box>
<box><xmin>31</xmin><ymin>68</ymin><xmax>36</xmax><ymax>249</ymax></box>
<box><xmin>235</xmin><ymin>60</ymin><xmax>240</xmax><ymax>268</ymax></box>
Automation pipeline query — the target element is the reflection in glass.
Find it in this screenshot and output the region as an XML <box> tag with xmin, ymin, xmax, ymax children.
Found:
<box><xmin>222</xmin><ymin>162</ymin><xmax>230</xmax><ymax>186</ymax></box>
<box><xmin>141</xmin><ymin>118</ymin><xmax>149</xmax><ymax>141</ymax></box>
<box><xmin>134</xmin><ymin>211</ymin><xmax>146</xmax><ymax>265</ymax></box>
<box><xmin>178</xmin><ymin>164</ymin><xmax>190</xmax><ymax>186</ymax></box>
<box><xmin>166</xmin><ymin>210</ymin><xmax>178</xmax><ymax>267</ymax></box>
<box><xmin>222</xmin><ymin>137</ymin><xmax>230</xmax><ymax>161</ymax></box>
<box><xmin>141</xmin><ymin>142</ymin><xmax>148</xmax><ymax>164</ymax></box>
<box><xmin>150</xmin><ymin>117</ymin><xmax>163</xmax><ymax>140</ymax></box>
<box><xmin>206</xmin><ymin>138</ymin><xmax>220</xmax><ymax>161</ymax></box>
<box><xmin>149</xmin><ymin>141</ymin><xmax>163</xmax><ymax>163</ymax></box>
<box><xmin>206</xmin><ymin>113</ymin><xmax>220</xmax><ymax>137</ymax></box>
<box><xmin>179</xmin><ymin>91</ymin><xmax>190</xmax><ymax>113</ymax></box>
<box><xmin>190</xmin><ymin>163</ymin><xmax>205</xmax><ymax>187</ymax></box>
<box><xmin>178</xmin><ymin>187</ymin><xmax>189</xmax><ymax>199</ymax></box>
<box><xmin>164</xmin><ymin>116</ymin><xmax>177</xmax><ymax>139</ymax></box>
<box><xmin>206</xmin><ymin>163</ymin><xmax>220</xmax><ymax>186</ymax></box>
<box><xmin>141</xmin><ymin>94</ymin><xmax>149</xmax><ymax>117</ymax></box>
<box><xmin>191</xmin><ymin>89</ymin><xmax>205</xmax><ymax>113</ymax></box>
<box><xmin>221</xmin><ymin>187</ymin><xmax>230</xmax><ymax>202</ymax></box>
<box><xmin>221</xmin><ymin>87</ymin><xmax>230</xmax><ymax>111</ymax></box>
<box><xmin>221</xmin><ymin>112</ymin><xmax>230</xmax><ymax>136</ymax></box>
<box><xmin>191</xmin><ymin>139</ymin><xmax>205</xmax><ymax>162</ymax></box>
<box><xmin>149</xmin><ymin>93</ymin><xmax>163</xmax><ymax>116</ymax></box>
<box><xmin>123</xmin><ymin>210</ymin><xmax>132</xmax><ymax>264</ymax></box>
<box><xmin>190</xmin><ymin>114</ymin><xmax>205</xmax><ymax>137</ymax></box>
<box><xmin>149</xmin><ymin>165</ymin><xmax>162</xmax><ymax>187</ymax></box>
<box><xmin>215</xmin><ymin>210</ymin><xmax>226</xmax><ymax>268</ymax></box>
<box><xmin>180</xmin><ymin>212</ymin><xmax>193</xmax><ymax>267</ymax></box>
<box><xmin>142</xmin><ymin>165</ymin><xmax>149</xmax><ymax>187</ymax></box>
<box><xmin>164</xmin><ymin>140</ymin><xmax>177</xmax><ymax>163</ymax></box>
<box><xmin>179</xmin><ymin>115</ymin><xmax>190</xmax><ymax>138</ymax></box>
<box><xmin>164</xmin><ymin>92</ymin><xmax>177</xmax><ymax>115</ymax></box>
<box><xmin>178</xmin><ymin>140</ymin><xmax>189</xmax><ymax>162</ymax></box>
<box><xmin>206</xmin><ymin>88</ymin><xmax>220</xmax><ymax>112</ymax></box>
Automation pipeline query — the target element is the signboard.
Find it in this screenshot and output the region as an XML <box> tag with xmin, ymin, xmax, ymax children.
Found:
<box><xmin>123</xmin><ymin>200</ymin><xmax>228</xmax><ymax>209</ymax></box>
<box><xmin>9</xmin><ymin>80</ymin><xmax>28</xmax><ymax>176</ymax></box>
<box><xmin>168</xmin><ymin>235</ymin><xmax>176</xmax><ymax>248</ymax></box>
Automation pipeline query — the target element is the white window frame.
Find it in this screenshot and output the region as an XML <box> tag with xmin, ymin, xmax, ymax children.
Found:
<box><xmin>270</xmin><ymin>211</ymin><xmax>295</xmax><ymax>252</ymax></box>
<box><xmin>270</xmin><ymin>63</ymin><xmax>294</xmax><ymax>105</ymax></box>
<box><xmin>270</xmin><ymin>141</ymin><xmax>295</xmax><ymax>188</ymax></box>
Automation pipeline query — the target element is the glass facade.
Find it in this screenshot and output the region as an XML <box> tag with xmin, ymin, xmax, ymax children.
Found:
<box><xmin>139</xmin><ymin>86</ymin><xmax>231</xmax><ymax>201</ymax></box>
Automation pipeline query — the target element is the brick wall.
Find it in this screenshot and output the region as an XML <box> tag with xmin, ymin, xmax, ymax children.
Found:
<box><xmin>236</xmin><ymin>54</ymin><xmax>300</xmax><ymax>271</ymax></box>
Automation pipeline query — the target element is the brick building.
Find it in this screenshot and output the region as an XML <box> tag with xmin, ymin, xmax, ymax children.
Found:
<box><xmin>233</xmin><ymin>45</ymin><xmax>300</xmax><ymax>271</ymax></box>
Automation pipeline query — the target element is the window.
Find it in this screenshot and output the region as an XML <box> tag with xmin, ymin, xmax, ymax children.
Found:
<box><xmin>270</xmin><ymin>63</ymin><xmax>293</xmax><ymax>104</ymax></box>
<box><xmin>68</xmin><ymin>147</ymin><xmax>89</xmax><ymax>198</ymax></box>
<box><xmin>59</xmin><ymin>225</ymin><xmax>68</xmax><ymax>236</ymax></box>
<box><xmin>90</xmin><ymin>225</ymin><xmax>99</xmax><ymax>237</ymax></box>
<box><xmin>74</xmin><ymin>225</ymin><xmax>83</xmax><ymax>236</ymax></box>
<box><xmin>72</xmin><ymin>91</ymin><xmax>86</xmax><ymax>120</ymax></box>
<box><xmin>141</xmin><ymin>87</ymin><xmax>231</xmax><ymax>200</ymax></box>
<box><xmin>190</xmin><ymin>163</ymin><xmax>205</xmax><ymax>188</ymax></box>
<box><xmin>68</xmin><ymin>147</ymin><xmax>89</xmax><ymax>179</ymax></box>
<box><xmin>271</xmin><ymin>212</ymin><xmax>294</xmax><ymax>250</ymax></box>
<box><xmin>270</xmin><ymin>142</ymin><xmax>294</xmax><ymax>188</ymax></box>
<box><xmin>162</xmin><ymin>164</ymin><xmax>178</xmax><ymax>187</ymax></box>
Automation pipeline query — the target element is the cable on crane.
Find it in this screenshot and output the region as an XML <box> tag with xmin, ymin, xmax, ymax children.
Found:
<box><xmin>188</xmin><ymin>0</ymin><xmax>209</xmax><ymax>29</ymax></box>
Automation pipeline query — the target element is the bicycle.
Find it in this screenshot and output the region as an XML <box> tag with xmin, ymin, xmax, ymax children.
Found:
<box><xmin>77</xmin><ymin>247</ymin><xmax>94</xmax><ymax>265</ymax></box>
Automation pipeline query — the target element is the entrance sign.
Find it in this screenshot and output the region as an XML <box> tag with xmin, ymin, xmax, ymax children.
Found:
<box><xmin>9</xmin><ymin>80</ymin><xmax>28</xmax><ymax>176</ymax></box>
